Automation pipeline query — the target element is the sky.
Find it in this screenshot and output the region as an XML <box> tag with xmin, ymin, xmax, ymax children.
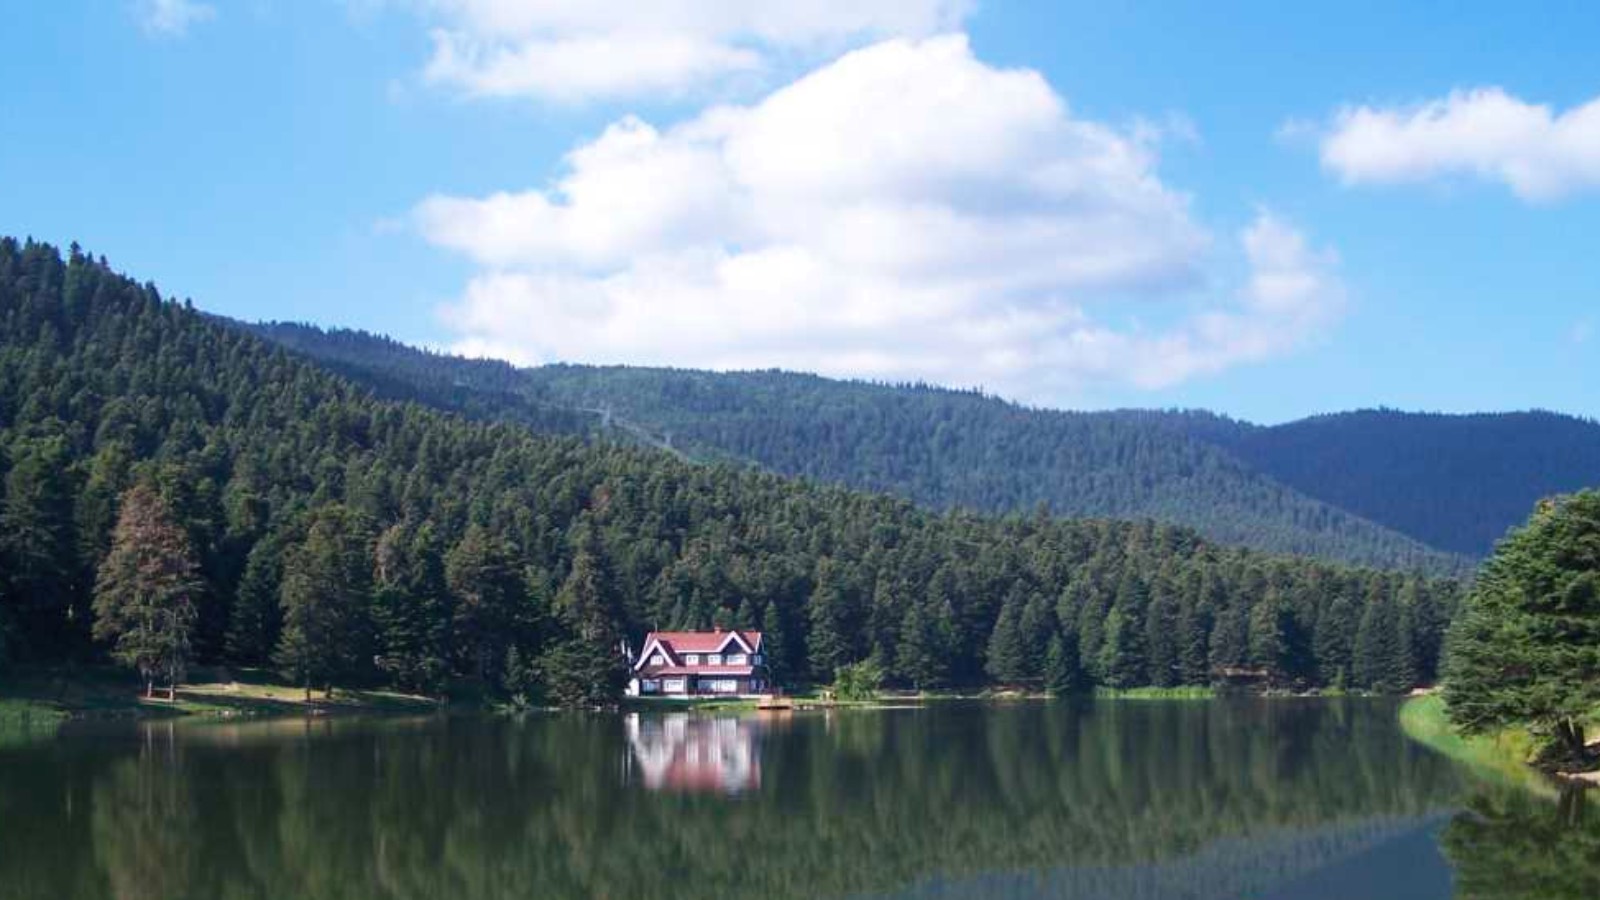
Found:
<box><xmin>3</xmin><ymin>1</ymin><xmax>1599</xmax><ymax>424</ymax></box>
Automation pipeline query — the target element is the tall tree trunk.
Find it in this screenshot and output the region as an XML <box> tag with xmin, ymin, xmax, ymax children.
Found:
<box><xmin>145</xmin><ymin>679</ymin><xmax>153</xmax><ymax>699</ymax></box>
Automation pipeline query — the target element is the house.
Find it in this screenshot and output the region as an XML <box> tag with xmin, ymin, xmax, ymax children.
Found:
<box><xmin>626</xmin><ymin>629</ymin><xmax>771</xmax><ymax>698</ymax></box>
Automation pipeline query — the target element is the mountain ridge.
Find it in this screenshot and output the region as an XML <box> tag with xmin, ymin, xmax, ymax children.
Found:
<box><xmin>240</xmin><ymin>320</ymin><xmax>1600</xmax><ymax>572</ymax></box>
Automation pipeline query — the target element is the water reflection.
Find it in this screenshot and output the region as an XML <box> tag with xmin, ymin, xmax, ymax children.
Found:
<box><xmin>625</xmin><ymin>712</ymin><xmax>764</xmax><ymax>794</ymax></box>
<box><xmin>0</xmin><ymin>699</ymin><xmax>1562</xmax><ymax>900</ymax></box>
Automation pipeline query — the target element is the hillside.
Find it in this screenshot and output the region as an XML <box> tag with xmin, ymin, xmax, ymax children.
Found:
<box><xmin>246</xmin><ymin>322</ymin><xmax>1466</xmax><ymax>573</ymax></box>
<box><xmin>0</xmin><ymin>238</ymin><xmax>1452</xmax><ymax>698</ymax></box>
<box><xmin>1204</xmin><ymin>409</ymin><xmax>1600</xmax><ymax>556</ymax></box>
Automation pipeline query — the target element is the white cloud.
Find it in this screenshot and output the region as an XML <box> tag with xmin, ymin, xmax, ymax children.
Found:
<box><xmin>1314</xmin><ymin>87</ymin><xmax>1600</xmax><ymax>201</ymax></box>
<box><xmin>136</xmin><ymin>0</ymin><xmax>215</xmax><ymax>37</ymax></box>
<box><xmin>410</xmin><ymin>0</ymin><xmax>973</xmax><ymax>101</ymax></box>
<box><xmin>416</xmin><ymin>36</ymin><xmax>1341</xmax><ymax>399</ymax></box>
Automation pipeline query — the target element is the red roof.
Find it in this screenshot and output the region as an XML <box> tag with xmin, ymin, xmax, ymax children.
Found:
<box><xmin>633</xmin><ymin>630</ymin><xmax>765</xmax><ymax>673</ymax></box>
<box><xmin>641</xmin><ymin>630</ymin><xmax>762</xmax><ymax>655</ymax></box>
<box><xmin>639</xmin><ymin>665</ymin><xmax>756</xmax><ymax>677</ymax></box>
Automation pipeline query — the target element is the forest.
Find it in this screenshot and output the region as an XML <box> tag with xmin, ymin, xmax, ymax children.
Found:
<box><xmin>1</xmin><ymin>239</ymin><xmax>1459</xmax><ymax>704</ymax></box>
<box><xmin>250</xmin><ymin>321</ymin><xmax>1600</xmax><ymax>569</ymax></box>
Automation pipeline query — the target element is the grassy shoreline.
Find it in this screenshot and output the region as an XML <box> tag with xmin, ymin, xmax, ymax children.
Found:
<box><xmin>0</xmin><ymin>667</ymin><xmax>441</xmax><ymax>728</ymax></box>
<box><xmin>1397</xmin><ymin>694</ymin><xmax>1558</xmax><ymax>795</ymax></box>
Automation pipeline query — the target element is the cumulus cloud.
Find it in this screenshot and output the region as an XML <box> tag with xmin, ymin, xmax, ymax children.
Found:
<box><xmin>1314</xmin><ymin>87</ymin><xmax>1600</xmax><ymax>201</ymax></box>
<box><xmin>416</xmin><ymin>36</ymin><xmax>1341</xmax><ymax>399</ymax></box>
<box><xmin>136</xmin><ymin>0</ymin><xmax>215</xmax><ymax>37</ymax></box>
<box><xmin>412</xmin><ymin>0</ymin><xmax>972</xmax><ymax>101</ymax></box>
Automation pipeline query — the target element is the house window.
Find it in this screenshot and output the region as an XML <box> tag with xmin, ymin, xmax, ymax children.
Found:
<box><xmin>707</xmin><ymin>654</ymin><xmax>723</xmax><ymax>665</ymax></box>
<box><xmin>663</xmin><ymin>678</ymin><xmax>687</xmax><ymax>694</ymax></box>
<box><xmin>685</xmin><ymin>654</ymin><xmax>701</xmax><ymax>665</ymax></box>
<box><xmin>641</xmin><ymin>679</ymin><xmax>661</xmax><ymax>694</ymax></box>
<box><xmin>752</xmin><ymin>653</ymin><xmax>763</xmax><ymax>665</ymax></box>
<box><xmin>726</xmin><ymin>653</ymin><xmax>747</xmax><ymax>665</ymax></box>
<box><xmin>650</xmin><ymin>654</ymin><xmax>665</xmax><ymax>666</ymax></box>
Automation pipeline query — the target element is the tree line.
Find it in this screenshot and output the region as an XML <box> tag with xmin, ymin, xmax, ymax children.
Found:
<box><xmin>248</xmin><ymin>321</ymin><xmax>1470</xmax><ymax>573</ymax></box>
<box><xmin>0</xmin><ymin>239</ymin><xmax>1459</xmax><ymax>704</ymax></box>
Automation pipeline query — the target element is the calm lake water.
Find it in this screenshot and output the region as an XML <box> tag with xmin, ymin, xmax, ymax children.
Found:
<box><xmin>1</xmin><ymin>699</ymin><xmax>1595</xmax><ymax>900</ymax></box>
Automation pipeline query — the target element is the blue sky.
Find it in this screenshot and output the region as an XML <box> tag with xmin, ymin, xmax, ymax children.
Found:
<box><xmin>3</xmin><ymin>1</ymin><xmax>1598</xmax><ymax>423</ymax></box>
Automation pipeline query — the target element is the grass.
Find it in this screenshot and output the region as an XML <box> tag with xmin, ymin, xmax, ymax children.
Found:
<box><xmin>1397</xmin><ymin>694</ymin><xmax>1556</xmax><ymax>796</ymax></box>
<box><xmin>0</xmin><ymin>665</ymin><xmax>441</xmax><ymax>723</ymax></box>
<box><xmin>1093</xmin><ymin>685</ymin><xmax>1217</xmax><ymax>700</ymax></box>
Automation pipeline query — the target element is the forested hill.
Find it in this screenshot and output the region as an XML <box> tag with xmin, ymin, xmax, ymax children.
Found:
<box><xmin>1200</xmin><ymin>409</ymin><xmax>1600</xmax><ymax>557</ymax></box>
<box><xmin>245</xmin><ymin>322</ymin><xmax>1467</xmax><ymax>574</ymax></box>
<box><xmin>1</xmin><ymin>239</ymin><xmax>1453</xmax><ymax>699</ymax></box>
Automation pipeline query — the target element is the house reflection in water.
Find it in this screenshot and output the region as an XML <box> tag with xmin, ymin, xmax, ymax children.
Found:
<box><xmin>625</xmin><ymin>713</ymin><xmax>763</xmax><ymax>794</ymax></box>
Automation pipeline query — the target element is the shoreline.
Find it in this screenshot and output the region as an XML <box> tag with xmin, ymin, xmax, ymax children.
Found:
<box><xmin>1397</xmin><ymin>694</ymin><xmax>1599</xmax><ymax>794</ymax></box>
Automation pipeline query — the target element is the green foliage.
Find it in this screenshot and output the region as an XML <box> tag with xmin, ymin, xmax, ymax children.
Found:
<box><xmin>833</xmin><ymin>657</ymin><xmax>884</xmax><ymax>701</ymax></box>
<box><xmin>1043</xmin><ymin>630</ymin><xmax>1086</xmax><ymax>695</ymax></box>
<box><xmin>0</xmin><ymin>239</ymin><xmax>1463</xmax><ymax>705</ymax></box>
<box><xmin>1444</xmin><ymin>491</ymin><xmax>1600</xmax><ymax>760</ymax></box>
<box><xmin>248</xmin><ymin>323</ymin><xmax>1491</xmax><ymax>572</ymax></box>
<box><xmin>274</xmin><ymin>505</ymin><xmax>374</xmax><ymax>698</ymax></box>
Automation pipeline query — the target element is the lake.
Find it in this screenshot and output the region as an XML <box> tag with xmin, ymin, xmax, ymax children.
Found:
<box><xmin>0</xmin><ymin>699</ymin><xmax>1594</xmax><ymax>900</ymax></box>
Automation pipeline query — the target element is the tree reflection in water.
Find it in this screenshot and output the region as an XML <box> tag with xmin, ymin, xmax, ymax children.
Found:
<box><xmin>1442</xmin><ymin>785</ymin><xmax>1600</xmax><ymax>900</ymax></box>
<box><xmin>0</xmin><ymin>699</ymin><xmax>1523</xmax><ymax>900</ymax></box>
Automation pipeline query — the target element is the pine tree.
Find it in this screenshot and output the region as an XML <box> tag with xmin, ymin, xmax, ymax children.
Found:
<box><xmin>445</xmin><ymin>524</ymin><xmax>520</xmax><ymax>683</ymax></box>
<box><xmin>1144</xmin><ymin>582</ymin><xmax>1180</xmax><ymax>687</ymax></box>
<box><xmin>1444</xmin><ymin>491</ymin><xmax>1600</xmax><ymax>761</ymax></box>
<box><xmin>1044</xmin><ymin>629</ymin><xmax>1085</xmax><ymax>695</ymax></box>
<box><xmin>90</xmin><ymin>484</ymin><xmax>202</xmax><ymax>699</ymax></box>
<box><xmin>807</xmin><ymin>558</ymin><xmax>852</xmax><ymax>681</ymax></box>
<box><xmin>897</xmin><ymin>597</ymin><xmax>950</xmax><ymax>690</ymax></box>
<box><xmin>225</xmin><ymin>534</ymin><xmax>284</xmax><ymax>665</ymax></box>
<box><xmin>760</xmin><ymin>600</ymin><xmax>790</xmax><ymax>686</ymax></box>
<box><xmin>540</xmin><ymin>525</ymin><xmax>626</xmax><ymax>707</ymax></box>
<box><xmin>1099</xmin><ymin>573</ymin><xmax>1147</xmax><ymax>688</ymax></box>
<box><xmin>372</xmin><ymin>522</ymin><xmax>450</xmax><ymax>695</ymax></box>
<box><xmin>1</xmin><ymin>435</ymin><xmax>81</xmax><ymax>653</ymax></box>
<box><xmin>274</xmin><ymin>505</ymin><xmax>374</xmax><ymax>701</ymax></box>
<box><xmin>984</xmin><ymin>591</ymin><xmax>1027</xmax><ymax>684</ymax></box>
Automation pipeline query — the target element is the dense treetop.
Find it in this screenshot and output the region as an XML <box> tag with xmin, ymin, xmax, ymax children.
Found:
<box><xmin>1</xmin><ymin>239</ymin><xmax>1458</xmax><ymax>700</ymax></box>
<box><xmin>1443</xmin><ymin>490</ymin><xmax>1600</xmax><ymax>762</ymax></box>
<box><xmin>250</xmin><ymin>321</ymin><xmax>1597</xmax><ymax>572</ymax></box>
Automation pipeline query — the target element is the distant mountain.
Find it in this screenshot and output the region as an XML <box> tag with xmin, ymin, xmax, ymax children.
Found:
<box><xmin>1200</xmin><ymin>409</ymin><xmax>1600</xmax><ymax>557</ymax></box>
<box><xmin>245</xmin><ymin>322</ymin><xmax>1494</xmax><ymax>573</ymax></box>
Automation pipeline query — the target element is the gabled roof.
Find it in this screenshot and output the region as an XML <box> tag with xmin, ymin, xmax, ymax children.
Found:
<box><xmin>633</xmin><ymin>630</ymin><xmax>763</xmax><ymax>671</ymax></box>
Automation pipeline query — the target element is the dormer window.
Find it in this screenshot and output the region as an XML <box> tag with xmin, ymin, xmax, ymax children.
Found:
<box><xmin>685</xmin><ymin>654</ymin><xmax>701</xmax><ymax>665</ymax></box>
<box><xmin>707</xmin><ymin>654</ymin><xmax>723</xmax><ymax>665</ymax></box>
<box><xmin>651</xmin><ymin>653</ymin><xmax>665</xmax><ymax>666</ymax></box>
<box><xmin>727</xmin><ymin>653</ymin><xmax>747</xmax><ymax>665</ymax></box>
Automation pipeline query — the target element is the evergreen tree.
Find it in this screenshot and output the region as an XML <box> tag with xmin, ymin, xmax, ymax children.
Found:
<box><xmin>224</xmin><ymin>534</ymin><xmax>285</xmax><ymax>665</ymax></box>
<box><xmin>1</xmin><ymin>435</ymin><xmax>81</xmax><ymax>653</ymax></box>
<box><xmin>1043</xmin><ymin>629</ymin><xmax>1085</xmax><ymax>695</ymax></box>
<box><xmin>274</xmin><ymin>505</ymin><xmax>373</xmax><ymax>700</ymax></box>
<box><xmin>372</xmin><ymin>522</ymin><xmax>450</xmax><ymax>695</ymax></box>
<box><xmin>897</xmin><ymin>597</ymin><xmax>950</xmax><ymax>690</ymax></box>
<box><xmin>984</xmin><ymin>591</ymin><xmax>1027</xmax><ymax>684</ymax></box>
<box><xmin>807</xmin><ymin>558</ymin><xmax>852</xmax><ymax>681</ymax></box>
<box><xmin>540</xmin><ymin>522</ymin><xmax>626</xmax><ymax>707</ymax></box>
<box><xmin>90</xmin><ymin>484</ymin><xmax>202</xmax><ymax>699</ymax></box>
<box><xmin>1445</xmin><ymin>491</ymin><xmax>1600</xmax><ymax>760</ymax></box>
<box><xmin>760</xmin><ymin>599</ymin><xmax>790</xmax><ymax>686</ymax></box>
<box><xmin>1144</xmin><ymin>582</ymin><xmax>1180</xmax><ymax>687</ymax></box>
<box><xmin>445</xmin><ymin>524</ymin><xmax>519</xmax><ymax>682</ymax></box>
